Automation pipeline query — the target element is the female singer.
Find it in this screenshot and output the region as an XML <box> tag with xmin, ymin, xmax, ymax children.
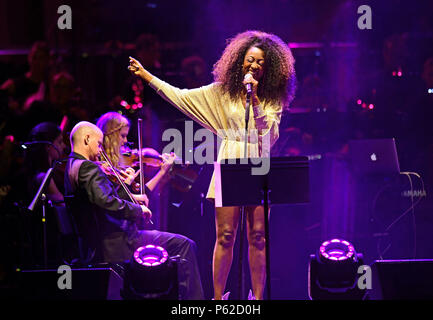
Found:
<box><xmin>128</xmin><ymin>30</ymin><xmax>296</xmax><ymax>299</ymax></box>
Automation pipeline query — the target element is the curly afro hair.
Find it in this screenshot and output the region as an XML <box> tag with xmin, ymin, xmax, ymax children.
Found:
<box><xmin>212</xmin><ymin>30</ymin><xmax>296</xmax><ymax>107</ymax></box>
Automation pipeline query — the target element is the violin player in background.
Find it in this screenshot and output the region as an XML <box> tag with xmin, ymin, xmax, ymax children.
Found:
<box><xmin>73</xmin><ymin>113</ymin><xmax>202</xmax><ymax>299</ymax></box>
<box><xmin>25</xmin><ymin>122</ymin><xmax>67</xmax><ymax>204</ymax></box>
<box><xmin>95</xmin><ymin>111</ymin><xmax>177</xmax><ymax>201</ymax></box>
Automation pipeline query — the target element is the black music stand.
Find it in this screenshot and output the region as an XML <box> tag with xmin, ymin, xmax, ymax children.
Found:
<box><xmin>214</xmin><ymin>156</ymin><xmax>310</xmax><ymax>300</ymax></box>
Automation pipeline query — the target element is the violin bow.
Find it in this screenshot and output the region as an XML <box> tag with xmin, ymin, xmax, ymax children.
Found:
<box><xmin>100</xmin><ymin>148</ymin><xmax>153</xmax><ymax>225</ymax></box>
<box><xmin>137</xmin><ymin>118</ymin><xmax>145</xmax><ymax>195</ymax></box>
<box><xmin>100</xmin><ymin>148</ymin><xmax>136</xmax><ymax>204</ymax></box>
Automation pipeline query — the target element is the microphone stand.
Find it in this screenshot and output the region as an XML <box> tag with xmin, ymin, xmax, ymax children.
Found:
<box><xmin>238</xmin><ymin>90</ymin><xmax>251</xmax><ymax>299</ymax></box>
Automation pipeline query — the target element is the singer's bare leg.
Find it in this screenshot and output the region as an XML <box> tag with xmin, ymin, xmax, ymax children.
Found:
<box><xmin>246</xmin><ymin>205</ymin><xmax>267</xmax><ymax>300</ymax></box>
<box><xmin>212</xmin><ymin>206</ymin><xmax>240</xmax><ymax>300</ymax></box>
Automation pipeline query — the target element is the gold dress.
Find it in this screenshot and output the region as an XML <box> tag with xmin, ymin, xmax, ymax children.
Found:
<box><xmin>149</xmin><ymin>76</ymin><xmax>282</xmax><ymax>200</ymax></box>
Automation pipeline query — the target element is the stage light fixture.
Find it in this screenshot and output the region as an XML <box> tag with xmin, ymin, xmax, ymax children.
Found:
<box><xmin>319</xmin><ymin>238</ymin><xmax>355</xmax><ymax>262</ymax></box>
<box><xmin>121</xmin><ymin>245</ymin><xmax>179</xmax><ymax>300</ymax></box>
<box><xmin>133</xmin><ymin>244</ymin><xmax>169</xmax><ymax>267</ymax></box>
<box><xmin>309</xmin><ymin>238</ymin><xmax>367</xmax><ymax>300</ymax></box>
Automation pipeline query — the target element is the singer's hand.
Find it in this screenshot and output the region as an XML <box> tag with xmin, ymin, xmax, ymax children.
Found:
<box><xmin>128</xmin><ymin>57</ymin><xmax>153</xmax><ymax>83</ymax></box>
<box><xmin>243</xmin><ymin>74</ymin><xmax>260</xmax><ymax>105</ymax></box>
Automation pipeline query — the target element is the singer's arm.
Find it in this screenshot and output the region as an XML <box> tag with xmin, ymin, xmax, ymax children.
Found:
<box><xmin>129</xmin><ymin>57</ymin><xmax>224</xmax><ymax>134</ymax></box>
<box><xmin>129</xmin><ymin>57</ymin><xmax>154</xmax><ymax>83</ymax></box>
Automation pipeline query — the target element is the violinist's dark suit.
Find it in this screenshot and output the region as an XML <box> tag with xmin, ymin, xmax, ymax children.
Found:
<box><xmin>64</xmin><ymin>152</ymin><xmax>204</xmax><ymax>299</ymax></box>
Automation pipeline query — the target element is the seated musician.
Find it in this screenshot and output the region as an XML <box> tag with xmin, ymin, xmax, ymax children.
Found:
<box><xmin>95</xmin><ymin>111</ymin><xmax>175</xmax><ymax>204</ymax></box>
<box><xmin>64</xmin><ymin>121</ymin><xmax>204</xmax><ymax>299</ymax></box>
<box><xmin>26</xmin><ymin>122</ymin><xmax>66</xmax><ymax>204</ymax></box>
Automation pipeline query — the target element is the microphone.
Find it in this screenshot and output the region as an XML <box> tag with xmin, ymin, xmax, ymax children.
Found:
<box><xmin>244</xmin><ymin>74</ymin><xmax>253</xmax><ymax>95</ymax></box>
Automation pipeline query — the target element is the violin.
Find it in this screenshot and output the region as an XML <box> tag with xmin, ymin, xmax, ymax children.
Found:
<box><xmin>98</xmin><ymin>149</ymin><xmax>152</xmax><ymax>224</ymax></box>
<box><xmin>119</xmin><ymin>146</ymin><xmax>163</xmax><ymax>168</ymax></box>
<box><xmin>96</xmin><ymin>160</ymin><xmax>141</xmax><ymax>192</ymax></box>
<box><xmin>119</xmin><ymin>146</ymin><xmax>199</xmax><ymax>193</ymax></box>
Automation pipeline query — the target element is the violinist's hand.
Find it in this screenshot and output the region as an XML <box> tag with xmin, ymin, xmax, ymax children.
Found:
<box><xmin>120</xmin><ymin>167</ymin><xmax>139</xmax><ymax>185</ymax></box>
<box><xmin>133</xmin><ymin>193</ymin><xmax>149</xmax><ymax>207</ymax></box>
<box><xmin>140</xmin><ymin>204</ymin><xmax>152</xmax><ymax>221</ymax></box>
<box><xmin>160</xmin><ymin>152</ymin><xmax>177</xmax><ymax>175</ymax></box>
<box><xmin>128</xmin><ymin>57</ymin><xmax>153</xmax><ymax>83</ymax></box>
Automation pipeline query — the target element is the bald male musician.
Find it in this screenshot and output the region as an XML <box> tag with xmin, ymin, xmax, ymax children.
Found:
<box><xmin>64</xmin><ymin>121</ymin><xmax>204</xmax><ymax>299</ymax></box>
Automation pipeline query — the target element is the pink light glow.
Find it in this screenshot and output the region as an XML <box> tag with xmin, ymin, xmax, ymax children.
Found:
<box><xmin>320</xmin><ymin>238</ymin><xmax>356</xmax><ymax>261</ymax></box>
<box><xmin>134</xmin><ymin>245</ymin><xmax>168</xmax><ymax>267</ymax></box>
<box><xmin>357</xmin><ymin>99</ymin><xmax>362</xmax><ymax>105</ymax></box>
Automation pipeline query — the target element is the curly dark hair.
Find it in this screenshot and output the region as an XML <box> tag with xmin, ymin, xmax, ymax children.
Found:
<box><xmin>213</xmin><ymin>30</ymin><xmax>296</xmax><ymax>107</ymax></box>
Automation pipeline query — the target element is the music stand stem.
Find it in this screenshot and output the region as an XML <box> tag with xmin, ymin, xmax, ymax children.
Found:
<box><xmin>214</xmin><ymin>156</ymin><xmax>310</xmax><ymax>301</ymax></box>
<box><xmin>41</xmin><ymin>194</ymin><xmax>48</xmax><ymax>269</ymax></box>
<box><xmin>28</xmin><ymin>167</ymin><xmax>54</xmax><ymax>269</ymax></box>
<box><xmin>263</xmin><ymin>183</ymin><xmax>271</xmax><ymax>300</ymax></box>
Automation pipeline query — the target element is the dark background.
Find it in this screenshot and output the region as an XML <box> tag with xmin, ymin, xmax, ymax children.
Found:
<box><xmin>0</xmin><ymin>0</ymin><xmax>433</xmax><ymax>299</ymax></box>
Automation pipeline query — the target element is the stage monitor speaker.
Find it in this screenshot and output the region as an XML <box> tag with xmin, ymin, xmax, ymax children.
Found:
<box><xmin>17</xmin><ymin>267</ymin><xmax>123</xmax><ymax>300</ymax></box>
<box><xmin>369</xmin><ymin>259</ymin><xmax>433</xmax><ymax>300</ymax></box>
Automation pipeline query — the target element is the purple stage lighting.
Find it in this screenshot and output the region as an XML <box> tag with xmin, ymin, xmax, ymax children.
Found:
<box><xmin>309</xmin><ymin>238</ymin><xmax>366</xmax><ymax>300</ymax></box>
<box><xmin>122</xmin><ymin>244</ymin><xmax>179</xmax><ymax>299</ymax></box>
<box><xmin>133</xmin><ymin>245</ymin><xmax>169</xmax><ymax>267</ymax></box>
<box><xmin>319</xmin><ymin>238</ymin><xmax>355</xmax><ymax>262</ymax></box>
